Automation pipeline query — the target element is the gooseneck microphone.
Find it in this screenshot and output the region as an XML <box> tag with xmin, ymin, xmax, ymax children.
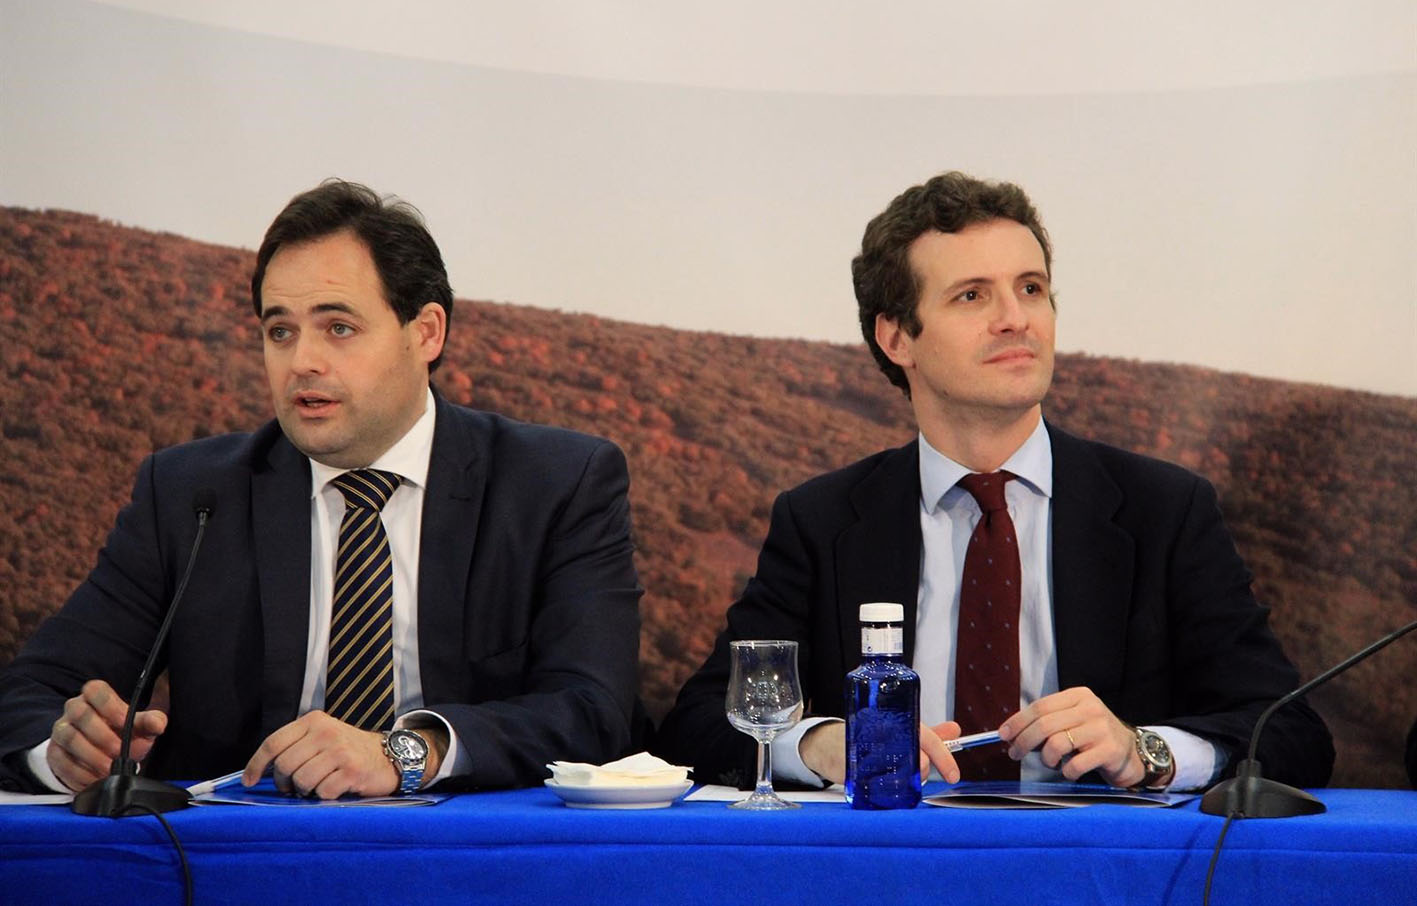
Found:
<box><xmin>1200</xmin><ymin>617</ymin><xmax>1417</xmax><ymax>819</ymax></box>
<box><xmin>71</xmin><ymin>490</ymin><xmax>217</xmax><ymax>817</ymax></box>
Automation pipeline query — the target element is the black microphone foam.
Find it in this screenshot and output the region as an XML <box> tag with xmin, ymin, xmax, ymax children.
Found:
<box><xmin>192</xmin><ymin>488</ymin><xmax>217</xmax><ymax>520</ymax></box>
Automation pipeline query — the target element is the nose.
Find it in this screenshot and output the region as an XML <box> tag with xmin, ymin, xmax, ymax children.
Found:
<box><xmin>991</xmin><ymin>288</ymin><xmax>1029</xmax><ymax>333</ymax></box>
<box><xmin>289</xmin><ymin>334</ymin><xmax>328</xmax><ymax>374</ymax></box>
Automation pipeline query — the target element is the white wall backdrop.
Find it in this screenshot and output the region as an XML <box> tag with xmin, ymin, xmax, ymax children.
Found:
<box><xmin>3</xmin><ymin>0</ymin><xmax>1414</xmax><ymax>396</ymax></box>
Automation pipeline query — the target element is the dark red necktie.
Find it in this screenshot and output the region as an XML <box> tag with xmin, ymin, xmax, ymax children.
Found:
<box><xmin>952</xmin><ymin>471</ymin><xmax>1021</xmax><ymax>780</ymax></box>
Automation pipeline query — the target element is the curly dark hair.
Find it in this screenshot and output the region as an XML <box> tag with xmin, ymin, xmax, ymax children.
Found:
<box><xmin>851</xmin><ymin>172</ymin><xmax>1052</xmax><ymax>397</ymax></box>
<box><xmin>251</xmin><ymin>179</ymin><xmax>454</xmax><ymax>371</ymax></box>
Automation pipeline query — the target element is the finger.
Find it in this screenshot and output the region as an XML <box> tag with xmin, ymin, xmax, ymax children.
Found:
<box><xmin>78</xmin><ymin>680</ymin><xmax>132</xmax><ymax>734</ymax></box>
<box><xmin>123</xmin><ymin>710</ymin><xmax>170</xmax><ymax>763</ymax></box>
<box><xmin>132</xmin><ymin>709</ymin><xmax>169</xmax><ymax>740</ymax></box>
<box><xmin>1041</xmin><ymin>725</ymin><xmax>1081</xmax><ymax>770</ymax></box>
<box><xmin>245</xmin><ymin>720</ymin><xmax>309</xmax><ymax>787</ymax></box>
<box><xmin>1006</xmin><ymin>709</ymin><xmax>1075</xmax><ymax>762</ymax></box>
<box><xmin>50</xmin><ymin>714</ymin><xmax>117</xmax><ymax>779</ymax></box>
<box><xmin>928</xmin><ymin>720</ymin><xmax>963</xmax><ymax>741</ymax></box>
<box><xmin>63</xmin><ymin>701</ymin><xmax>125</xmax><ymax>762</ymax></box>
<box><xmin>47</xmin><ymin>734</ymin><xmax>106</xmax><ymax>792</ymax></box>
<box><xmin>999</xmin><ymin>687</ymin><xmax>1089</xmax><ymax>744</ymax></box>
<box><xmin>288</xmin><ymin>750</ymin><xmax>341</xmax><ymax>799</ymax></box>
<box><xmin>1058</xmin><ymin>737</ymin><xmax>1116</xmax><ymax>782</ymax></box>
<box><xmin>301</xmin><ymin>755</ymin><xmax>361</xmax><ymax>801</ymax></box>
<box><xmin>269</xmin><ymin>719</ymin><xmax>340</xmax><ymax>795</ymax></box>
<box><xmin>919</xmin><ymin>722</ymin><xmax>961</xmax><ymax>783</ymax></box>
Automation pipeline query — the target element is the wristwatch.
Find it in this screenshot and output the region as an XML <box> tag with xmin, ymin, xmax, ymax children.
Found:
<box><xmin>382</xmin><ymin>729</ymin><xmax>429</xmax><ymax>795</ymax></box>
<box><xmin>1129</xmin><ymin>726</ymin><xmax>1174</xmax><ymax>791</ymax></box>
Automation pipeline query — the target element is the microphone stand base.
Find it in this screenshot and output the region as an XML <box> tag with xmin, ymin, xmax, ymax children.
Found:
<box><xmin>1199</xmin><ymin>761</ymin><xmax>1325</xmax><ymax>818</ymax></box>
<box><xmin>71</xmin><ymin>773</ymin><xmax>192</xmax><ymax>817</ymax></box>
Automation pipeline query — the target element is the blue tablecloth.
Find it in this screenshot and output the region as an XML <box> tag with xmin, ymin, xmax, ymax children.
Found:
<box><xmin>3</xmin><ymin>786</ymin><xmax>1414</xmax><ymax>904</ymax></box>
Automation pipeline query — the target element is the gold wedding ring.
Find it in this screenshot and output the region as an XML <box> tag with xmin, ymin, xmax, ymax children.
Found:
<box><xmin>1064</xmin><ymin>728</ymin><xmax>1077</xmax><ymax>751</ymax></box>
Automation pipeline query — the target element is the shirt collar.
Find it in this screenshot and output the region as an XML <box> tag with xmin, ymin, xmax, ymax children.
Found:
<box><xmin>309</xmin><ymin>387</ymin><xmax>436</xmax><ymax>498</ymax></box>
<box><xmin>918</xmin><ymin>417</ymin><xmax>1053</xmax><ymax>514</ymax></box>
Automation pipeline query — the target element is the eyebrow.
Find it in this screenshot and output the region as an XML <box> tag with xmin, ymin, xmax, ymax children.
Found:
<box><xmin>942</xmin><ymin>270</ymin><xmax>1051</xmax><ymax>295</ymax></box>
<box><xmin>260</xmin><ymin>301</ymin><xmax>359</xmax><ymax>323</ymax></box>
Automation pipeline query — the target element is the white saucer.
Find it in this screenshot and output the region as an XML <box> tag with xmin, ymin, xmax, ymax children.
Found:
<box><xmin>544</xmin><ymin>779</ymin><xmax>693</xmax><ymax>809</ymax></box>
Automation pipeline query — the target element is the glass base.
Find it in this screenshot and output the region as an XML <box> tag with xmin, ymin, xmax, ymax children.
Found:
<box><xmin>728</xmin><ymin>789</ymin><xmax>801</xmax><ymax>810</ymax></box>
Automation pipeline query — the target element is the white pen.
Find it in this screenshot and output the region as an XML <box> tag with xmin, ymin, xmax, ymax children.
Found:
<box><xmin>945</xmin><ymin>730</ymin><xmax>1003</xmax><ymax>752</ymax></box>
<box><xmin>185</xmin><ymin>769</ymin><xmax>250</xmax><ymax>797</ymax></box>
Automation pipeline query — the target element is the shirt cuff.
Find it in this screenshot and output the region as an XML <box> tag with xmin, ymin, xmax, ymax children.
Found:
<box><xmin>396</xmin><ymin>709</ymin><xmax>470</xmax><ymax>786</ymax></box>
<box><xmin>770</xmin><ymin>716</ymin><xmax>839</xmax><ymax>788</ymax></box>
<box><xmin>26</xmin><ymin>740</ymin><xmax>71</xmax><ymax>794</ymax></box>
<box><xmin>1147</xmin><ymin>725</ymin><xmax>1226</xmax><ymax>791</ymax></box>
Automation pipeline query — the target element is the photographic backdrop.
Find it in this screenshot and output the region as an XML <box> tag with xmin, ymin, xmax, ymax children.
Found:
<box><xmin>2</xmin><ymin>0</ymin><xmax>1414</xmax><ymax>787</ymax></box>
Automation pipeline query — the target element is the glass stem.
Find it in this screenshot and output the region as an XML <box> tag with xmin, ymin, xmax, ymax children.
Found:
<box><xmin>754</xmin><ymin>737</ymin><xmax>774</xmax><ymax>797</ymax></box>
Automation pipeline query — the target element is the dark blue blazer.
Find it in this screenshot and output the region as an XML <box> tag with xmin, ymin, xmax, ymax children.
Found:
<box><xmin>0</xmin><ymin>395</ymin><xmax>643</xmax><ymax>791</ymax></box>
<box><xmin>654</xmin><ymin>422</ymin><xmax>1333</xmax><ymax>789</ymax></box>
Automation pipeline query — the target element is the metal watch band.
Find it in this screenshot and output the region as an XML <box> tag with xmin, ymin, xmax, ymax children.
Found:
<box><xmin>383</xmin><ymin>730</ymin><xmax>427</xmax><ymax>796</ymax></box>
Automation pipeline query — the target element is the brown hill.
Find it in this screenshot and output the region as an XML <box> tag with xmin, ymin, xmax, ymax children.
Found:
<box><xmin>2</xmin><ymin>206</ymin><xmax>1414</xmax><ymax>788</ymax></box>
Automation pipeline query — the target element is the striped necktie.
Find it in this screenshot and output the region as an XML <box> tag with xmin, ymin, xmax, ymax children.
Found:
<box><xmin>952</xmin><ymin>470</ymin><xmax>1022</xmax><ymax>780</ymax></box>
<box><xmin>324</xmin><ymin>469</ymin><xmax>400</xmax><ymax>731</ymax></box>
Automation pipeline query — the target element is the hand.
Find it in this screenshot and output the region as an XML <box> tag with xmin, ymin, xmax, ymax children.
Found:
<box><xmin>243</xmin><ymin>711</ymin><xmax>397</xmax><ymax>799</ymax></box>
<box><xmin>997</xmin><ymin>686</ymin><xmax>1160</xmax><ymax>788</ymax></box>
<box><xmin>799</xmin><ymin>722</ymin><xmax>846</xmax><ymax>783</ymax></box>
<box><xmin>800</xmin><ymin>720</ymin><xmax>963</xmax><ymax>785</ymax></box>
<box><xmin>47</xmin><ymin>679</ymin><xmax>168</xmax><ymax>793</ymax></box>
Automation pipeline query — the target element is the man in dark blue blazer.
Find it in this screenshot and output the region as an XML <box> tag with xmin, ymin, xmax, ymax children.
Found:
<box><xmin>0</xmin><ymin>181</ymin><xmax>642</xmax><ymax>797</ymax></box>
<box><xmin>655</xmin><ymin>172</ymin><xmax>1332</xmax><ymax>793</ymax></box>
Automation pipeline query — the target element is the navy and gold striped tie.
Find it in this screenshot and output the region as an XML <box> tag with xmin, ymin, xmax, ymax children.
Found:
<box><xmin>324</xmin><ymin>469</ymin><xmax>400</xmax><ymax>731</ymax></box>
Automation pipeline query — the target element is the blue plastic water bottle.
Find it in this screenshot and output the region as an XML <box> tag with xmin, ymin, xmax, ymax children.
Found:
<box><xmin>845</xmin><ymin>602</ymin><xmax>921</xmax><ymax>809</ymax></box>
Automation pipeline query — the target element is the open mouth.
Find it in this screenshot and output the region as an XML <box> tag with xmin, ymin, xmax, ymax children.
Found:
<box><xmin>294</xmin><ymin>392</ymin><xmax>338</xmax><ymax>411</ymax></box>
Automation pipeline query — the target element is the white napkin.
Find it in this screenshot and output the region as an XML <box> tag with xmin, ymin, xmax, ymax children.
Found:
<box><xmin>546</xmin><ymin>752</ymin><xmax>689</xmax><ymax>787</ymax></box>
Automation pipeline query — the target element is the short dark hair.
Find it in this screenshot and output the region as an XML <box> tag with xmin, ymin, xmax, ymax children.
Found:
<box><xmin>251</xmin><ymin>179</ymin><xmax>454</xmax><ymax>371</ymax></box>
<box><xmin>851</xmin><ymin>171</ymin><xmax>1052</xmax><ymax>396</ymax></box>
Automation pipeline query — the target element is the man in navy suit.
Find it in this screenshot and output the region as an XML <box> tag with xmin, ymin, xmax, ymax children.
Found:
<box><xmin>0</xmin><ymin>180</ymin><xmax>643</xmax><ymax>797</ymax></box>
<box><xmin>655</xmin><ymin>172</ymin><xmax>1333</xmax><ymax>792</ymax></box>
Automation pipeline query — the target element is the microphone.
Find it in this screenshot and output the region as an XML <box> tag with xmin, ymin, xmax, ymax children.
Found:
<box><xmin>71</xmin><ymin>490</ymin><xmax>217</xmax><ymax>817</ymax></box>
<box><xmin>1200</xmin><ymin>617</ymin><xmax>1417</xmax><ymax>818</ymax></box>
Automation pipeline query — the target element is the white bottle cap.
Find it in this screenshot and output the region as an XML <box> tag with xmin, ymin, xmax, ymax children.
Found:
<box><xmin>859</xmin><ymin>602</ymin><xmax>904</xmax><ymax>623</ymax></box>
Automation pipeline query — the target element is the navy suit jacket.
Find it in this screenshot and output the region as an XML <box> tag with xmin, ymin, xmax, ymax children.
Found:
<box><xmin>655</xmin><ymin>422</ymin><xmax>1333</xmax><ymax>789</ymax></box>
<box><xmin>0</xmin><ymin>395</ymin><xmax>643</xmax><ymax>791</ymax></box>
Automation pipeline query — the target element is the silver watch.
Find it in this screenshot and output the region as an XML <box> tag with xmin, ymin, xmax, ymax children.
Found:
<box><xmin>1130</xmin><ymin>726</ymin><xmax>1173</xmax><ymax>791</ymax></box>
<box><xmin>382</xmin><ymin>729</ymin><xmax>428</xmax><ymax>795</ymax></box>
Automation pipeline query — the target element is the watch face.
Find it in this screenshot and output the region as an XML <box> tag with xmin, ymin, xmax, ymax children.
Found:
<box><xmin>1139</xmin><ymin>730</ymin><xmax>1172</xmax><ymax>769</ymax></box>
<box><xmin>389</xmin><ymin>731</ymin><xmax>427</xmax><ymax>762</ymax></box>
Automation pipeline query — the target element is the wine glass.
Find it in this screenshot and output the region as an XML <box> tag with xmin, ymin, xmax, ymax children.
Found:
<box><xmin>725</xmin><ymin>639</ymin><xmax>804</xmax><ymax>810</ymax></box>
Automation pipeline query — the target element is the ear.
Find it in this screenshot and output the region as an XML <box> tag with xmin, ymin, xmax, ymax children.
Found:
<box><xmin>410</xmin><ymin>302</ymin><xmax>447</xmax><ymax>365</ymax></box>
<box><xmin>875</xmin><ymin>313</ymin><xmax>915</xmax><ymax>370</ymax></box>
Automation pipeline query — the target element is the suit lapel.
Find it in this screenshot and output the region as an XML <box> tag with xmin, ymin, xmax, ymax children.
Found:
<box><xmin>252</xmin><ymin>430</ymin><xmax>313</xmax><ymax>736</ymax></box>
<box><xmin>415</xmin><ymin>397</ymin><xmax>488</xmax><ymax>701</ymax></box>
<box><xmin>1047</xmin><ymin>424</ymin><xmax>1134</xmax><ymax>700</ymax></box>
<box><xmin>835</xmin><ymin>442</ymin><xmax>923</xmax><ymax>665</ymax></box>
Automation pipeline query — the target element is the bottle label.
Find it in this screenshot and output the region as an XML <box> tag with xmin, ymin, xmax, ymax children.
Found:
<box><xmin>861</xmin><ymin>625</ymin><xmax>903</xmax><ymax>656</ymax></box>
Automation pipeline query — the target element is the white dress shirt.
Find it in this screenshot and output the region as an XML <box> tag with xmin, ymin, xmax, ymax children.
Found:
<box><xmin>774</xmin><ymin>419</ymin><xmax>1219</xmax><ymax>789</ymax></box>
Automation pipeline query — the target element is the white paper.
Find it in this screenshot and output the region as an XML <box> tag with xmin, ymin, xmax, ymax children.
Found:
<box><xmin>546</xmin><ymin>752</ymin><xmax>689</xmax><ymax>787</ymax></box>
<box><xmin>0</xmin><ymin>790</ymin><xmax>73</xmax><ymax>806</ymax></box>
